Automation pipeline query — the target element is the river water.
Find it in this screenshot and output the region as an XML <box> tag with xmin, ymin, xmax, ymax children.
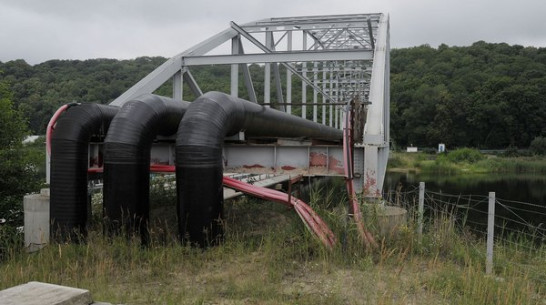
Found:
<box><xmin>383</xmin><ymin>171</ymin><xmax>546</xmax><ymax>239</ymax></box>
<box><xmin>384</xmin><ymin>171</ymin><xmax>546</xmax><ymax>205</ymax></box>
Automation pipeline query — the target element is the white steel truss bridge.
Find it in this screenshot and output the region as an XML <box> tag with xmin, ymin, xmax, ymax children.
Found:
<box><xmin>111</xmin><ymin>13</ymin><xmax>390</xmax><ymax>197</ymax></box>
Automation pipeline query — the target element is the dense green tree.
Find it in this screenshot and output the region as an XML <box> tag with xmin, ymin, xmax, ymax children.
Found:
<box><xmin>530</xmin><ymin>136</ymin><xmax>546</xmax><ymax>155</ymax></box>
<box><xmin>0</xmin><ymin>57</ymin><xmax>167</xmax><ymax>133</ymax></box>
<box><xmin>0</xmin><ymin>79</ymin><xmax>42</xmax><ymax>226</ymax></box>
<box><xmin>391</xmin><ymin>42</ymin><xmax>546</xmax><ymax>149</ymax></box>
<box><xmin>0</xmin><ymin>81</ymin><xmax>26</xmax><ymax>147</ymax></box>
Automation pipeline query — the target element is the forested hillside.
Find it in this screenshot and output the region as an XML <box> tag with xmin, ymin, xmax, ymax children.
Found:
<box><xmin>1</xmin><ymin>41</ymin><xmax>545</xmax><ymax>148</ymax></box>
<box><xmin>0</xmin><ymin>57</ymin><xmax>166</xmax><ymax>133</ymax></box>
<box><xmin>391</xmin><ymin>41</ymin><xmax>546</xmax><ymax>149</ymax></box>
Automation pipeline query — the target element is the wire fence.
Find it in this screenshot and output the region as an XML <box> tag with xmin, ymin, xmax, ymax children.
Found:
<box><xmin>383</xmin><ymin>183</ymin><xmax>546</xmax><ymax>250</ymax></box>
<box><xmin>384</xmin><ymin>182</ymin><xmax>546</xmax><ymax>279</ymax></box>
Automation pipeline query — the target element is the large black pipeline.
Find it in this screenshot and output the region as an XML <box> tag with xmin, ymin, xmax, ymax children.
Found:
<box><xmin>176</xmin><ymin>91</ymin><xmax>343</xmax><ymax>247</ymax></box>
<box><xmin>50</xmin><ymin>103</ymin><xmax>119</xmax><ymax>241</ymax></box>
<box><xmin>103</xmin><ymin>94</ymin><xmax>189</xmax><ymax>243</ymax></box>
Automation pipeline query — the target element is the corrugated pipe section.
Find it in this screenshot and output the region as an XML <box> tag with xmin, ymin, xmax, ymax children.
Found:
<box><xmin>175</xmin><ymin>91</ymin><xmax>343</xmax><ymax>247</ymax></box>
<box><xmin>50</xmin><ymin>103</ymin><xmax>119</xmax><ymax>241</ymax></box>
<box><xmin>103</xmin><ymin>94</ymin><xmax>189</xmax><ymax>243</ymax></box>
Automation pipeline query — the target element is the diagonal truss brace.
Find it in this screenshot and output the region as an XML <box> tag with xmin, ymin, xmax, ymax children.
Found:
<box><xmin>183</xmin><ymin>68</ymin><xmax>203</xmax><ymax>97</ymax></box>
<box><xmin>236</xmin><ymin>39</ymin><xmax>258</xmax><ymax>103</ymax></box>
<box><xmin>230</xmin><ymin>21</ymin><xmax>335</xmax><ymax>102</ymax></box>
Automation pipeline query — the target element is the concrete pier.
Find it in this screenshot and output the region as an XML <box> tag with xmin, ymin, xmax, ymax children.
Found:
<box><xmin>23</xmin><ymin>188</ymin><xmax>50</xmax><ymax>252</ymax></box>
<box><xmin>363</xmin><ymin>204</ymin><xmax>407</xmax><ymax>236</ymax></box>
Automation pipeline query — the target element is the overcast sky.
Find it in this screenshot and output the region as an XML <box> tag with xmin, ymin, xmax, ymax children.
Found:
<box><xmin>1</xmin><ymin>0</ymin><xmax>545</xmax><ymax>65</ymax></box>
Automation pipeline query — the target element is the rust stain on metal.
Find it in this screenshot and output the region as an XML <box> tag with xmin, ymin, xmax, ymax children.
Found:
<box><xmin>243</xmin><ymin>164</ymin><xmax>265</xmax><ymax>169</ymax></box>
<box><xmin>281</xmin><ymin>165</ymin><xmax>296</xmax><ymax>170</ymax></box>
<box><xmin>363</xmin><ymin>170</ymin><xmax>381</xmax><ymax>197</ymax></box>
<box><xmin>227</xmin><ymin>166</ymin><xmax>274</xmax><ymax>174</ymax></box>
<box><xmin>289</xmin><ymin>174</ymin><xmax>303</xmax><ymax>184</ymax></box>
<box><xmin>328</xmin><ymin>156</ymin><xmax>344</xmax><ymax>174</ymax></box>
<box><xmin>309</xmin><ymin>152</ymin><xmax>327</xmax><ymax>168</ymax></box>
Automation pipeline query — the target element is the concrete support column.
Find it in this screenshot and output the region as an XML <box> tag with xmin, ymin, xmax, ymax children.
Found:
<box><xmin>24</xmin><ymin>188</ymin><xmax>50</xmax><ymax>252</ymax></box>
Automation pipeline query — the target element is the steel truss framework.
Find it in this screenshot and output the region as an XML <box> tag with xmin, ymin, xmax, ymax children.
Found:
<box><xmin>111</xmin><ymin>13</ymin><xmax>390</xmax><ymax>197</ymax></box>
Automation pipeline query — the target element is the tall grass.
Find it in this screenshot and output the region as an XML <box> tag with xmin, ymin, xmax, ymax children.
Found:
<box><xmin>1</xmin><ymin>178</ymin><xmax>545</xmax><ymax>304</ymax></box>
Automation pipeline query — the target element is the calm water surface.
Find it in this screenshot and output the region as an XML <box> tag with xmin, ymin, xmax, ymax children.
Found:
<box><xmin>384</xmin><ymin>171</ymin><xmax>546</xmax><ymax>205</ymax></box>
<box><xmin>383</xmin><ymin>171</ymin><xmax>546</xmax><ymax>237</ymax></box>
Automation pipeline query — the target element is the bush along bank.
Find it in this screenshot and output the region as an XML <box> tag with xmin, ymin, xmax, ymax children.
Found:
<box><xmin>389</xmin><ymin>148</ymin><xmax>546</xmax><ymax>174</ymax></box>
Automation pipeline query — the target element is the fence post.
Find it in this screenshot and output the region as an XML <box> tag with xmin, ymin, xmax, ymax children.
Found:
<box><xmin>486</xmin><ymin>191</ymin><xmax>495</xmax><ymax>275</ymax></box>
<box><xmin>417</xmin><ymin>182</ymin><xmax>425</xmax><ymax>242</ymax></box>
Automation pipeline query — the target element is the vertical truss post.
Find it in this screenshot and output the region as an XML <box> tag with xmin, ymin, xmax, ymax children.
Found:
<box><xmin>268</xmin><ymin>31</ymin><xmax>285</xmax><ymax>112</ymax></box>
<box><xmin>302</xmin><ymin>64</ymin><xmax>307</xmax><ymax>118</ymax></box>
<box><xmin>340</xmin><ymin>106</ymin><xmax>344</xmax><ymax>135</ymax></box>
<box><xmin>231</xmin><ymin>35</ymin><xmax>240</xmax><ymax>97</ymax></box>
<box><xmin>264</xmin><ymin>29</ymin><xmax>272</xmax><ymax>107</ymax></box>
<box><xmin>322</xmin><ymin>62</ymin><xmax>327</xmax><ymax>125</ymax></box>
<box><xmin>313</xmin><ymin>62</ymin><xmax>318</xmax><ymax>122</ymax></box>
<box><xmin>334</xmin><ymin>75</ymin><xmax>339</xmax><ymax>129</ymax></box>
<box><xmin>173</xmin><ymin>70</ymin><xmax>182</xmax><ymax>100</ymax></box>
<box><xmin>329</xmin><ymin>64</ymin><xmax>334</xmax><ymax>127</ymax></box>
<box><xmin>301</xmin><ymin>31</ymin><xmax>308</xmax><ymax>119</ymax></box>
<box><xmin>340</xmin><ymin>105</ymin><xmax>344</xmax><ymax>129</ymax></box>
<box><xmin>286</xmin><ymin>31</ymin><xmax>293</xmax><ymax>114</ymax></box>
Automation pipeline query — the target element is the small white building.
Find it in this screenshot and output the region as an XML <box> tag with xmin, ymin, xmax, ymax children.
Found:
<box><xmin>22</xmin><ymin>135</ymin><xmax>40</xmax><ymax>144</ymax></box>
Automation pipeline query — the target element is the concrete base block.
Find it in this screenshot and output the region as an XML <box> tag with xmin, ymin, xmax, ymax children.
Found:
<box><xmin>0</xmin><ymin>281</ymin><xmax>92</xmax><ymax>305</ymax></box>
<box><xmin>363</xmin><ymin>204</ymin><xmax>407</xmax><ymax>236</ymax></box>
<box><xmin>24</xmin><ymin>188</ymin><xmax>50</xmax><ymax>252</ymax></box>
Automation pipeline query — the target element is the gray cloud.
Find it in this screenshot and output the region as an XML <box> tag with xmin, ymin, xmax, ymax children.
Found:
<box><xmin>0</xmin><ymin>0</ymin><xmax>545</xmax><ymax>64</ymax></box>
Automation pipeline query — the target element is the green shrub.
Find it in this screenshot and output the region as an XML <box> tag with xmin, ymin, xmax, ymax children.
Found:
<box><xmin>530</xmin><ymin>136</ymin><xmax>546</xmax><ymax>155</ymax></box>
<box><xmin>0</xmin><ymin>224</ymin><xmax>23</xmax><ymax>262</ymax></box>
<box><xmin>503</xmin><ymin>145</ymin><xmax>520</xmax><ymax>157</ymax></box>
<box><xmin>446</xmin><ymin>148</ymin><xmax>484</xmax><ymax>163</ymax></box>
<box><xmin>424</xmin><ymin>157</ymin><xmax>459</xmax><ymax>174</ymax></box>
<box><xmin>387</xmin><ymin>154</ymin><xmax>406</xmax><ymax>169</ymax></box>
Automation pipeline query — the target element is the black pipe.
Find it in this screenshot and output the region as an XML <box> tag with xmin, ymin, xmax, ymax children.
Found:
<box><xmin>103</xmin><ymin>94</ymin><xmax>189</xmax><ymax>243</ymax></box>
<box><xmin>175</xmin><ymin>91</ymin><xmax>343</xmax><ymax>247</ymax></box>
<box><xmin>50</xmin><ymin>103</ymin><xmax>119</xmax><ymax>241</ymax></box>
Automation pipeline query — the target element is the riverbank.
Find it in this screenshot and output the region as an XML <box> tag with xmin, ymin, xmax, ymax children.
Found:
<box><xmin>388</xmin><ymin>149</ymin><xmax>546</xmax><ymax>174</ymax></box>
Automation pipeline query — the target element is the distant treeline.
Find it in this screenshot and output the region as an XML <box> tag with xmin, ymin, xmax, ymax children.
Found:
<box><xmin>1</xmin><ymin>41</ymin><xmax>546</xmax><ymax>148</ymax></box>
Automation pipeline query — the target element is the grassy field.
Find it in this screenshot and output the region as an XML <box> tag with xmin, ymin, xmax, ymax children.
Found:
<box><xmin>1</xmin><ymin>182</ymin><xmax>545</xmax><ymax>304</ymax></box>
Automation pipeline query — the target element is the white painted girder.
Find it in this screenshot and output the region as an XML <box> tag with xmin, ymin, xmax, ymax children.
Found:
<box><xmin>182</xmin><ymin>50</ymin><xmax>373</xmax><ymax>65</ymax></box>
<box><xmin>241</xmin><ymin>14</ymin><xmax>381</xmax><ymax>31</ymax></box>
